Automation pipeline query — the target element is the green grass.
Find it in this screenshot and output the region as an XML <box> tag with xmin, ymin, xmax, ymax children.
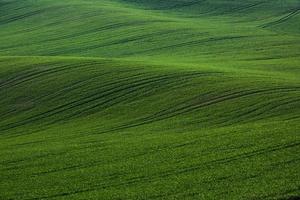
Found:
<box><xmin>0</xmin><ymin>0</ymin><xmax>299</xmax><ymax>199</ymax></box>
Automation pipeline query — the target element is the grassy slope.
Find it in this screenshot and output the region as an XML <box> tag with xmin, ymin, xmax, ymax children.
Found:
<box><xmin>0</xmin><ymin>0</ymin><xmax>300</xmax><ymax>199</ymax></box>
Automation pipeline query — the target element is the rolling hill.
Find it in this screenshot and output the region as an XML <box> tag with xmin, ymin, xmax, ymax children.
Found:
<box><xmin>0</xmin><ymin>0</ymin><xmax>299</xmax><ymax>199</ymax></box>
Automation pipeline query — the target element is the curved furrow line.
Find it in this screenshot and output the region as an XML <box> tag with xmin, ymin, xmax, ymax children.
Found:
<box><xmin>0</xmin><ymin>9</ymin><xmax>45</xmax><ymax>25</ymax></box>
<box><xmin>229</xmin><ymin>2</ymin><xmax>265</xmax><ymax>14</ymax></box>
<box><xmin>0</xmin><ymin>1</ymin><xmax>13</xmax><ymax>8</ymax></box>
<box><xmin>217</xmin><ymin>97</ymin><xmax>300</xmax><ymax>126</ymax></box>
<box><xmin>261</xmin><ymin>8</ymin><xmax>300</xmax><ymax>28</ymax></box>
<box><xmin>137</xmin><ymin>87</ymin><xmax>300</xmax><ymax>122</ymax></box>
<box><xmin>0</xmin><ymin>61</ymin><xmax>62</xmax><ymax>86</ymax></box>
<box><xmin>134</xmin><ymin>86</ymin><xmax>234</xmax><ymax>120</ymax></box>
<box><xmin>221</xmin><ymin>97</ymin><xmax>300</xmax><ymax>126</ymax></box>
<box><xmin>84</xmin><ymin>30</ymin><xmax>183</xmax><ymax>51</ymax></box>
<box><xmin>0</xmin><ymin>65</ymin><xmax>72</xmax><ymax>88</ymax></box>
<box><xmin>0</xmin><ymin>139</ymin><xmax>108</xmax><ymax>167</ymax></box>
<box><xmin>0</xmin><ymin>61</ymin><xmax>98</xmax><ymax>89</ymax></box>
<box><xmin>0</xmin><ymin>146</ymin><xmax>105</xmax><ymax>173</ymax></box>
<box><xmin>163</xmin><ymin>0</ymin><xmax>206</xmax><ymax>10</ymax></box>
<box><xmin>0</xmin><ymin>10</ymin><xmax>98</xmax><ymax>39</ymax></box>
<box><xmin>130</xmin><ymin>88</ymin><xmax>290</xmax><ymax>121</ymax></box>
<box><xmin>122</xmin><ymin>35</ymin><xmax>249</xmax><ymax>56</ymax></box>
<box><xmin>0</xmin><ymin>5</ymin><xmax>65</xmax><ymax>26</ymax></box>
<box><xmin>0</xmin><ymin>150</ymin><xmax>69</xmax><ymax>167</ymax></box>
<box><xmin>181</xmin><ymin>142</ymin><xmax>300</xmax><ymax>173</ymax></box>
<box><xmin>211</xmin><ymin>2</ymin><xmax>263</xmax><ymax>16</ymax></box>
<box><xmin>101</xmin><ymin>87</ymin><xmax>300</xmax><ymax>133</ymax></box>
<box><xmin>147</xmin><ymin>142</ymin><xmax>300</xmax><ymax>182</ymax></box>
<box><xmin>284</xmin><ymin>115</ymin><xmax>300</xmax><ymax>121</ymax></box>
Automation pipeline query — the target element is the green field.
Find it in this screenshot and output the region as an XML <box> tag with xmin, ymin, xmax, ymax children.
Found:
<box><xmin>0</xmin><ymin>0</ymin><xmax>300</xmax><ymax>199</ymax></box>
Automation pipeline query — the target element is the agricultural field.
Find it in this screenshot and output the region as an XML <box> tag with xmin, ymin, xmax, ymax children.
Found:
<box><xmin>0</xmin><ymin>0</ymin><xmax>299</xmax><ymax>199</ymax></box>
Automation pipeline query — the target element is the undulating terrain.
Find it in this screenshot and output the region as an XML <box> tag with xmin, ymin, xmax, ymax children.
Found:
<box><xmin>0</xmin><ymin>0</ymin><xmax>299</xmax><ymax>199</ymax></box>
